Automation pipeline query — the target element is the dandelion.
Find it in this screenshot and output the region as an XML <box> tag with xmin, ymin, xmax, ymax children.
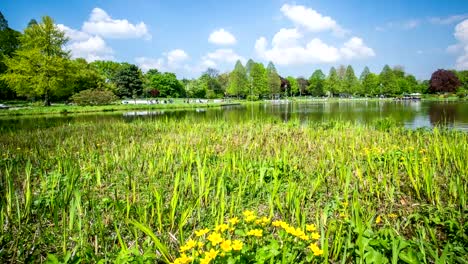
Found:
<box><xmin>195</xmin><ymin>228</ymin><xmax>210</xmax><ymax>237</ymax></box>
<box><xmin>220</xmin><ymin>239</ymin><xmax>232</xmax><ymax>252</ymax></box>
<box><xmin>247</xmin><ymin>229</ymin><xmax>263</xmax><ymax>237</ymax></box>
<box><xmin>375</xmin><ymin>215</ymin><xmax>382</xmax><ymax>224</ymax></box>
<box><xmin>207</xmin><ymin>232</ymin><xmax>223</xmax><ymax>246</ymax></box>
<box><xmin>232</xmin><ymin>240</ymin><xmax>243</xmax><ymax>251</ymax></box>
<box><xmin>306</xmin><ymin>224</ymin><xmax>317</xmax><ymax>232</ymax></box>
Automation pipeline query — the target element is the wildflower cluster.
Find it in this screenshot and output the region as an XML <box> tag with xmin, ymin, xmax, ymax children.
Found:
<box><xmin>171</xmin><ymin>211</ymin><xmax>323</xmax><ymax>263</ymax></box>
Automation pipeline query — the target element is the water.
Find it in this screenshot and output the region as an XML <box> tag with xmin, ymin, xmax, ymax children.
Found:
<box><xmin>1</xmin><ymin>100</ymin><xmax>468</xmax><ymax>132</ymax></box>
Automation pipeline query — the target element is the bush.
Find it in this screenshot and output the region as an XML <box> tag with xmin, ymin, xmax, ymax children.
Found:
<box><xmin>70</xmin><ymin>89</ymin><xmax>118</xmax><ymax>106</ymax></box>
<box><xmin>246</xmin><ymin>95</ymin><xmax>259</xmax><ymax>101</ymax></box>
<box><xmin>456</xmin><ymin>89</ymin><xmax>467</xmax><ymax>99</ymax></box>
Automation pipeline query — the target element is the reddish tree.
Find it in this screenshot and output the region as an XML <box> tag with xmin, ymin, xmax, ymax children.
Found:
<box><xmin>429</xmin><ymin>69</ymin><xmax>461</xmax><ymax>93</ymax></box>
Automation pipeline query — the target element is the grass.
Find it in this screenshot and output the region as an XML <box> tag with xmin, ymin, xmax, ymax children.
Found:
<box><xmin>0</xmin><ymin>117</ymin><xmax>467</xmax><ymax>263</ymax></box>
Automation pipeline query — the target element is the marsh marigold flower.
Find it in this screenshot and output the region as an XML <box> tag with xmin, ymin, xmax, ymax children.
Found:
<box><xmin>179</xmin><ymin>239</ymin><xmax>197</xmax><ymax>252</ymax></box>
<box><xmin>220</xmin><ymin>239</ymin><xmax>232</xmax><ymax>252</ymax></box>
<box><xmin>306</xmin><ymin>224</ymin><xmax>317</xmax><ymax>232</ymax></box>
<box><xmin>232</xmin><ymin>240</ymin><xmax>243</xmax><ymax>251</ymax></box>
<box><xmin>309</xmin><ymin>243</ymin><xmax>323</xmax><ymax>256</ymax></box>
<box><xmin>207</xmin><ymin>232</ymin><xmax>223</xmax><ymax>246</ymax></box>
<box><xmin>228</xmin><ymin>217</ymin><xmax>239</xmax><ymax>225</ymax></box>
<box><xmin>375</xmin><ymin>215</ymin><xmax>382</xmax><ymax>224</ymax></box>
<box><xmin>311</xmin><ymin>232</ymin><xmax>320</xmax><ymax>240</ymax></box>
<box><xmin>215</xmin><ymin>223</ymin><xmax>229</xmax><ymax>232</ymax></box>
<box><xmin>195</xmin><ymin>228</ymin><xmax>210</xmax><ymax>237</ymax></box>
<box><xmin>247</xmin><ymin>229</ymin><xmax>263</xmax><ymax>237</ymax></box>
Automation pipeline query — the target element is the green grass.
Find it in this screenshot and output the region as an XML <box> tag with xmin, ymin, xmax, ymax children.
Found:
<box><xmin>0</xmin><ymin>118</ymin><xmax>467</xmax><ymax>263</ymax></box>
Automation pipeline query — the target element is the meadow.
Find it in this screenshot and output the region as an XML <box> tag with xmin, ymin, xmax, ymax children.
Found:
<box><xmin>0</xmin><ymin>117</ymin><xmax>466</xmax><ymax>263</ymax></box>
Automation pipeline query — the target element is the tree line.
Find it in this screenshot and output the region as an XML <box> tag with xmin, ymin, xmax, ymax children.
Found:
<box><xmin>1</xmin><ymin>13</ymin><xmax>467</xmax><ymax>105</ymax></box>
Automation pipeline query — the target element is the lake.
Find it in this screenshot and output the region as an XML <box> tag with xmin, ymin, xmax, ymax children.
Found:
<box><xmin>1</xmin><ymin>100</ymin><xmax>468</xmax><ymax>132</ymax></box>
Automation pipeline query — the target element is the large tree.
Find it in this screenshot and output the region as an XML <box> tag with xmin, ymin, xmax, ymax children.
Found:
<box><xmin>308</xmin><ymin>70</ymin><xmax>326</xmax><ymax>96</ymax></box>
<box><xmin>297</xmin><ymin>77</ymin><xmax>309</xmax><ymax>96</ymax></box>
<box><xmin>1</xmin><ymin>16</ymin><xmax>70</xmax><ymax>105</ymax></box>
<box><xmin>286</xmin><ymin>76</ymin><xmax>298</xmax><ymax>96</ymax></box>
<box><xmin>227</xmin><ymin>60</ymin><xmax>248</xmax><ymax>97</ymax></box>
<box><xmin>145</xmin><ymin>70</ymin><xmax>185</xmax><ymax>98</ymax></box>
<box><xmin>325</xmin><ymin>67</ymin><xmax>340</xmax><ymax>96</ymax></box>
<box><xmin>266</xmin><ymin>61</ymin><xmax>281</xmax><ymax>97</ymax></box>
<box><xmin>0</xmin><ymin>11</ymin><xmax>21</xmax><ymax>100</ymax></box>
<box><xmin>379</xmin><ymin>65</ymin><xmax>398</xmax><ymax>96</ymax></box>
<box><xmin>429</xmin><ymin>69</ymin><xmax>461</xmax><ymax>93</ymax></box>
<box><xmin>362</xmin><ymin>72</ymin><xmax>380</xmax><ymax>96</ymax></box>
<box><xmin>113</xmin><ymin>64</ymin><xmax>143</xmax><ymax>98</ymax></box>
<box><xmin>343</xmin><ymin>65</ymin><xmax>359</xmax><ymax>95</ymax></box>
<box><xmin>250</xmin><ymin>62</ymin><xmax>268</xmax><ymax>97</ymax></box>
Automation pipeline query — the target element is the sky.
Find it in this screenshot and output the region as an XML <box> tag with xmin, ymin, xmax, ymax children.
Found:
<box><xmin>1</xmin><ymin>0</ymin><xmax>468</xmax><ymax>80</ymax></box>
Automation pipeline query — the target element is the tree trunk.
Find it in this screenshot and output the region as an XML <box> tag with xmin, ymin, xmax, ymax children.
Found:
<box><xmin>43</xmin><ymin>91</ymin><xmax>51</xmax><ymax>106</ymax></box>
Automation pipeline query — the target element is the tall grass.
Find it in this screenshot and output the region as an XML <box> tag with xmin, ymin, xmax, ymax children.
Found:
<box><xmin>0</xmin><ymin>118</ymin><xmax>466</xmax><ymax>263</ymax></box>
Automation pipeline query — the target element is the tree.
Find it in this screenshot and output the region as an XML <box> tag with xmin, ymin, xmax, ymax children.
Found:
<box><xmin>266</xmin><ymin>61</ymin><xmax>281</xmax><ymax>97</ymax></box>
<box><xmin>379</xmin><ymin>65</ymin><xmax>398</xmax><ymax>96</ymax></box>
<box><xmin>113</xmin><ymin>64</ymin><xmax>143</xmax><ymax>98</ymax></box>
<box><xmin>250</xmin><ymin>62</ymin><xmax>268</xmax><ymax>97</ymax></box>
<box><xmin>297</xmin><ymin>77</ymin><xmax>309</xmax><ymax>96</ymax></box>
<box><xmin>218</xmin><ymin>72</ymin><xmax>229</xmax><ymax>95</ymax></box>
<box><xmin>362</xmin><ymin>72</ymin><xmax>379</xmax><ymax>96</ymax></box>
<box><xmin>227</xmin><ymin>60</ymin><xmax>248</xmax><ymax>97</ymax></box>
<box><xmin>65</xmin><ymin>58</ymin><xmax>108</xmax><ymax>99</ymax></box>
<box><xmin>308</xmin><ymin>70</ymin><xmax>325</xmax><ymax>96</ymax></box>
<box><xmin>343</xmin><ymin>65</ymin><xmax>359</xmax><ymax>95</ymax></box>
<box><xmin>429</xmin><ymin>69</ymin><xmax>461</xmax><ymax>93</ymax></box>
<box><xmin>359</xmin><ymin>66</ymin><xmax>371</xmax><ymax>82</ymax></box>
<box><xmin>202</xmin><ymin>68</ymin><xmax>222</xmax><ymax>98</ymax></box>
<box><xmin>185</xmin><ymin>78</ymin><xmax>207</xmax><ymax>98</ymax></box>
<box><xmin>146</xmin><ymin>71</ymin><xmax>185</xmax><ymax>98</ymax></box>
<box><xmin>286</xmin><ymin>76</ymin><xmax>298</xmax><ymax>96</ymax></box>
<box><xmin>27</xmin><ymin>19</ymin><xmax>38</xmax><ymax>28</ymax></box>
<box><xmin>0</xmin><ymin>11</ymin><xmax>21</xmax><ymax>100</ymax></box>
<box><xmin>1</xmin><ymin>16</ymin><xmax>70</xmax><ymax>105</ymax></box>
<box><xmin>90</xmin><ymin>60</ymin><xmax>126</xmax><ymax>83</ymax></box>
<box><xmin>325</xmin><ymin>67</ymin><xmax>340</xmax><ymax>96</ymax></box>
<box><xmin>358</xmin><ymin>66</ymin><xmax>371</xmax><ymax>96</ymax></box>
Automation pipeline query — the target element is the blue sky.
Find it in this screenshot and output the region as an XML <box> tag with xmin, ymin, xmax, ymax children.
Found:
<box><xmin>2</xmin><ymin>0</ymin><xmax>468</xmax><ymax>80</ymax></box>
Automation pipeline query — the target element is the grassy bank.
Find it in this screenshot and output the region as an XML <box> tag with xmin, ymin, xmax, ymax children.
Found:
<box><xmin>0</xmin><ymin>118</ymin><xmax>467</xmax><ymax>263</ymax></box>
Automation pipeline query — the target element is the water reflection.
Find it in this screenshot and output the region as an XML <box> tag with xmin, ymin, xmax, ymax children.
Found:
<box><xmin>1</xmin><ymin>101</ymin><xmax>467</xmax><ymax>132</ymax></box>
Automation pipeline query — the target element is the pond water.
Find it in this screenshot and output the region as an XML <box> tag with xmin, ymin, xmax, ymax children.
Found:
<box><xmin>1</xmin><ymin>100</ymin><xmax>468</xmax><ymax>132</ymax></box>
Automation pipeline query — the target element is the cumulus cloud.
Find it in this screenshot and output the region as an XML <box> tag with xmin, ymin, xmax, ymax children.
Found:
<box><xmin>82</xmin><ymin>8</ymin><xmax>151</xmax><ymax>40</ymax></box>
<box><xmin>340</xmin><ymin>37</ymin><xmax>375</xmax><ymax>59</ymax></box>
<box><xmin>67</xmin><ymin>35</ymin><xmax>114</xmax><ymax>61</ymax></box>
<box><xmin>208</xmin><ymin>28</ymin><xmax>237</xmax><ymax>45</ymax></box>
<box><xmin>203</xmin><ymin>49</ymin><xmax>245</xmax><ymax>65</ymax></box>
<box><xmin>255</xmin><ymin>34</ymin><xmax>374</xmax><ymax>66</ymax></box>
<box><xmin>450</xmin><ymin>19</ymin><xmax>468</xmax><ymax>70</ymax></box>
<box><xmin>136</xmin><ymin>49</ymin><xmax>189</xmax><ymax>72</ymax></box>
<box><xmin>57</xmin><ymin>24</ymin><xmax>91</xmax><ymax>41</ymax></box>
<box><xmin>280</xmin><ymin>4</ymin><xmax>346</xmax><ymax>36</ymax></box>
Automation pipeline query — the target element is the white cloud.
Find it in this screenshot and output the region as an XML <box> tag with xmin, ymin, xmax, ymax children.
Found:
<box><xmin>340</xmin><ymin>37</ymin><xmax>375</xmax><ymax>59</ymax></box>
<box><xmin>280</xmin><ymin>4</ymin><xmax>346</xmax><ymax>36</ymax></box>
<box><xmin>203</xmin><ymin>49</ymin><xmax>245</xmax><ymax>64</ymax></box>
<box><xmin>271</xmin><ymin>28</ymin><xmax>302</xmax><ymax>48</ymax></box>
<box><xmin>67</xmin><ymin>36</ymin><xmax>114</xmax><ymax>61</ymax></box>
<box><xmin>82</xmin><ymin>8</ymin><xmax>151</xmax><ymax>40</ymax></box>
<box><xmin>208</xmin><ymin>29</ymin><xmax>237</xmax><ymax>45</ymax></box>
<box><xmin>136</xmin><ymin>49</ymin><xmax>189</xmax><ymax>72</ymax></box>
<box><xmin>255</xmin><ymin>35</ymin><xmax>374</xmax><ymax>66</ymax></box>
<box><xmin>430</xmin><ymin>14</ymin><xmax>468</xmax><ymax>25</ymax></box>
<box><xmin>450</xmin><ymin>19</ymin><xmax>468</xmax><ymax>70</ymax></box>
<box><xmin>403</xmin><ymin>19</ymin><xmax>421</xmax><ymax>30</ymax></box>
<box><xmin>57</xmin><ymin>24</ymin><xmax>91</xmax><ymax>41</ymax></box>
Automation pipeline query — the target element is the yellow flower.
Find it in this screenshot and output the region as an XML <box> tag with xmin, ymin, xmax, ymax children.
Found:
<box><xmin>280</xmin><ymin>221</ymin><xmax>289</xmax><ymax>229</ymax></box>
<box><xmin>228</xmin><ymin>217</ymin><xmax>239</xmax><ymax>225</ymax></box>
<box><xmin>232</xmin><ymin>240</ymin><xmax>243</xmax><ymax>251</ymax></box>
<box><xmin>247</xmin><ymin>229</ymin><xmax>263</xmax><ymax>237</ymax></box>
<box><xmin>245</xmin><ymin>214</ymin><xmax>256</xmax><ymax>222</ymax></box>
<box><xmin>260</xmin><ymin>216</ymin><xmax>270</xmax><ymax>225</ymax></box>
<box><xmin>198</xmin><ymin>241</ymin><xmax>204</xmax><ymax>248</ymax></box>
<box><xmin>200</xmin><ymin>256</ymin><xmax>211</xmax><ymax>264</ymax></box>
<box><xmin>207</xmin><ymin>232</ymin><xmax>223</xmax><ymax>246</ymax></box>
<box><xmin>311</xmin><ymin>232</ymin><xmax>320</xmax><ymax>240</ymax></box>
<box><xmin>242</xmin><ymin>210</ymin><xmax>255</xmax><ymax>217</ymax></box>
<box><xmin>195</xmin><ymin>228</ymin><xmax>210</xmax><ymax>237</ymax></box>
<box><xmin>206</xmin><ymin>249</ymin><xmax>218</xmax><ymax>259</ymax></box>
<box><xmin>272</xmin><ymin>220</ymin><xmax>284</xmax><ymax>227</ymax></box>
<box><xmin>388</xmin><ymin>213</ymin><xmax>398</xmax><ymax>219</ymax></box>
<box><xmin>220</xmin><ymin>239</ymin><xmax>232</xmax><ymax>252</ymax></box>
<box><xmin>309</xmin><ymin>243</ymin><xmax>323</xmax><ymax>256</ymax></box>
<box><xmin>375</xmin><ymin>215</ymin><xmax>382</xmax><ymax>224</ymax></box>
<box><xmin>306</xmin><ymin>224</ymin><xmax>317</xmax><ymax>232</ymax></box>
<box><xmin>215</xmin><ymin>223</ymin><xmax>229</xmax><ymax>232</ymax></box>
<box><xmin>172</xmin><ymin>253</ymin><xmax>192</xmax><ymax>264</ymax></box>
<box><xmin>179</xmin><ymin>239</ymin><xmax>197</xmax><ymax>252</ymax></box>
<box><xmin>300</xmin><ymin>235</ymin><xmax>310</xmax><ymax>241</ymax></box>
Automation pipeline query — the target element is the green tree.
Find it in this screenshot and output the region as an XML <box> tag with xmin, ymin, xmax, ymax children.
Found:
<box><xmin>227</xmin><ymin>60</ymin><xmax>248</xmax><ymax>97</ymax></box>
<box><xmin>358</xmin><ymin>66</ymin><xmax>371</xmax><ymax>96</ymax></box>
<box><xmin>185</xmin><ymin>78</ymin><xmax>207</xmax><ymax>98</ymax></box>
<box><xmin>250</xmin><ymin>63</ymin><xmax>268</xmax><ymax>97</ymax></box>
<box><xmin>0</xmin><ymin>11</ymin><xmax>21</xmax><ymax>100</ymax></box>
<box><xmin>113</xmin><ymin>64</ymin><xmax>143</xmax><ymax>98</ymax></box>
<box><xmin>343</xmin><ymin>65</ymin><xmax>359</xmax><ymax>95</ymax></box>
<box><xmin>202</xmin><ymin>68</ymin><xmax>222</xmax><ymax>98</ymax></box>
<box><xmin>325</xmin><ymin>67</ymin><xmax>340</xmax><ymax>96</ymax></box>
<box><xmin>266</xmin><ymin>61</ymin><xmax>281</xmax><ymax>97</ymax></box>
<box><xmin>286</xmin><ymin>76</ymin><xmax>298</xmax><ymax>96</ymax></box>
<box><xmin>362</xmin><ymin>73</ymin><xmax>379</xmax><ymax>96</ymax></box>
<box><xmin>379</xmin><ymin>65</ymin><xmax>398</xmax><ymax>96</ymax></box>
<box><xmin>1</xmin><ymin>16</ymin><xmax>70</xmax><ymax>105</ymax></box>
<box><xmin>297</xmin><ymin>77</ymin><xmax>309</xmax><ymax>96</ymax></box>
<box><xmin>65</xmin><ymin>58</ymin><xmax>108</xmax><ymax>99</ymax></box>
<box><xmin>145</xmin><ymin>70</ymin><xmax>184</xmax><ymax>98</ymax></box>
<box><xmin>308</xmin><ymin>70</ymin><xmax>325</xmax><ymax>96</ymax></box>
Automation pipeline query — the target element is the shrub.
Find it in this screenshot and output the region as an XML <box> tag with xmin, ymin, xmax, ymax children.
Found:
<box><xmin>70</xmin><ymin>89</ymin><xmax>117</xmax><ymax>106</ymax></box>
<box><xmin>246</xmin><ymin>95</ymin><xmax>259</xmax><ymax>101</ymax></box>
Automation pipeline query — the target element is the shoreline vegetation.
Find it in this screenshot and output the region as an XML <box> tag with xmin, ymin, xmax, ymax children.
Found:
<box><xmin>1</xmin><ymin>118</ymin><xmax>466</xmax><ymax>262</ymax></box>
<box><xmin>0</xmin><ymin>96</ymin><xmax>465</xmax><ymax>117</ymax></box>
